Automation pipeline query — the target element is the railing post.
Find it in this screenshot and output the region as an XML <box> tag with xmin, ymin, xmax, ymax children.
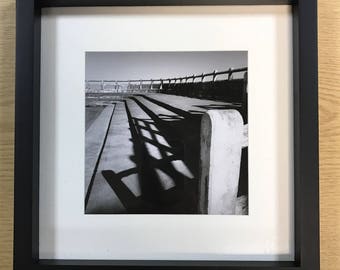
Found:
<box><xmin>242</xmin><ymin>71</ymin><xmax>248</xmax><ymax>123</ymax></box>
<box><xmin>160</xmin><ymin>79</ymin><xmax>163</xmax><ymax>92</ymax></box>
<box><xmin>127</xmin><ymin>80</ymin><xmax>131</xmax><ymax>92</ymax></box>
<box><xmin>199</xmin><ymin>110</ymin><xmax>245</xmax><ymax>215</ymax></box>
<box><xmin>212</xmin><ymin>70</ymin><xmax>217</xmax><ymax>82</ymax></box>
<box><xmin>228</xmin><ymin>68</ymin><xmax>233</xmax><ymax>80</ymax></box>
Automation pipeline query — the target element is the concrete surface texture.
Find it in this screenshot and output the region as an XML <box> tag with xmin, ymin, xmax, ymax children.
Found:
<box><xmin>85</xmin><ymin>93</ymin><xmax>248</xmax><ymax>214</ymax></box>
<box><xmin>200</xmin><ymin>110</ymin><xmax>247</xmax><ymax>215</ymax></box>
<box><xmin>85</xmin><ymin>105</ymin><xmax>115</xmax><ymax>198</ymax></box>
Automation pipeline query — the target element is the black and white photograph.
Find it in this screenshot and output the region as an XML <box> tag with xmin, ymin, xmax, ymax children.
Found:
<box><xmin>85</xmin><ymin>51</ymin><xmax>248</xmax><ymax>215</ymax></box>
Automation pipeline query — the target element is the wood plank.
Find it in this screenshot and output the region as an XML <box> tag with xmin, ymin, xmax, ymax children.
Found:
<box><xmin>0</xmin><ymin>1</ymin><xmax>15</xmax><ymax>269</ymax></box>
<box><xmin>319</xmin><ymin>1</ymin><xmax>340</xmax><ymax>269</ymax></box>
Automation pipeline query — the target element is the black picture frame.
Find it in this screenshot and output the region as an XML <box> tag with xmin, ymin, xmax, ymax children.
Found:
<box><xmin>14</xmin><ymin>0</ymin><xmax>319</xmax><ymax>269</ymax></box>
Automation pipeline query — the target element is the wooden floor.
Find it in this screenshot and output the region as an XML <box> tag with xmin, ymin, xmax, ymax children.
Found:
<box><xmin>1</xmin><ymin>1</ymin><xmax>340</xmax><ymax>269</ymax></box>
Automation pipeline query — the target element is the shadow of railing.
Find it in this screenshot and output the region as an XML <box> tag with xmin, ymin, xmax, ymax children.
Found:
<box><xmin>100</xmin><ymin>98</ymin><xmax>199</xmax><ymax>214</ymax></box>
<box><xmin>130</xmin><ymin>96</ymin><xmax>202</xmax><ymax>179</ymax></box>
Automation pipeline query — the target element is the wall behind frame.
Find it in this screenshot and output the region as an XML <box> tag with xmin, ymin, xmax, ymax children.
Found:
<box><xmin>0</xmin><ymin>0</ymin><xmax>339</xmax><ymax>269</ymax></box>
<box><xmin>318</xmin><ymin>0</ymin><xmax>340</xmax><ymax>269</ymax></box>
<box><xmin>0</xmin><ymin>0</ymin><xmax>15</xmax><ymax>269</ymax></box>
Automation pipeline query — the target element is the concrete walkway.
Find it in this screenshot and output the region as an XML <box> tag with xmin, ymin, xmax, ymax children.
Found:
<box><xmin>85</xmin><ymin>105</ymin><xmax>115</xmax><ymax>198</ymax></box>
<box><xmin>143</xmin><ymin>93</ymin><xmax>240</xmax><ymax>116</ymax></box>
<box><xmin>85</xmin><ymin>94</ymin><xmax>246</xmax><ymax>214</ymax></box>
<box><xmin>86</xmin><ymin>102</ymin><xmax>137</xmax><ymax>214</ymax></box>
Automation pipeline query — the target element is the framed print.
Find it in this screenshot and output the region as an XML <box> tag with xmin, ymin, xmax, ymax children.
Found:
<box><xmin>14</xmin><ymin>0</ymin><xmax>319</xmax><ymax>270</ymax></box>
<box><xmin>83</xmin><ymin>51</ymin><xmax>249</xmax><ymax>215</ymax></box>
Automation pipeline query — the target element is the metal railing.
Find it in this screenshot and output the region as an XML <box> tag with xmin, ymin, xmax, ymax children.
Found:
<box><xmin>85</xmin><ymin>67</ymin><xmax>248</xmax><ymax>93</ymax></box>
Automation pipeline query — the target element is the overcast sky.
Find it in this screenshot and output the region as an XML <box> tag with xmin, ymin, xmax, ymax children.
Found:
<box><xmin>85</xmin><ymin>51</ymin><xmax>247</xmax><ymax>81</ymax></box>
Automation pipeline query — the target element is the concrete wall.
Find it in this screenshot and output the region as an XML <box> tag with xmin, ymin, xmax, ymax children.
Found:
<box><xmin>199</xmin><ymin>109</ymin><xmax>247</xmax><ymax>215</ymax></box>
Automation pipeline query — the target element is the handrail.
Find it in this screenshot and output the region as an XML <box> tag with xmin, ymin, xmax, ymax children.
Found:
<box><xmin>86</xmin><ymin>67</ymin><xmax>248</xmax><ymax>84</ymax></box>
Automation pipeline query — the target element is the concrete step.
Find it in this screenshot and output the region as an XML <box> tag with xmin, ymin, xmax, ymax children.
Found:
<box><xmin>142</xmin><ymin>93</ymin><xmax>240</xmax><ymax>118</ymax></box>
<box><xmin>86</xmin><ymin>98</ymin><xmax>197</xmax><ymax>214</ymax></box>
<box><xmin>85</xmin><ymin>105</ymin><xmax>115</xmax><ymax>197</ymax></box>
<box><xmin>86</xmin><ymin>102</ymin><xmax>138</xmax><ymax>214</ymax></box>
<box><xmin>125</xmin><ymin>98</ymin><xmax>194</xmax><ymax>187</ymax></box>
<box><xmin>125</xmin><ymin>98</ymin><xmax>198</xmax><ymax>213</ymax></box>
<box><xmin>132</xmin><ymin>95</ymin><xmax>202</xmax><ymax>179</ymax></box>
<box><xmin>84</xmin><ymin>94</ymin><xmax>244</xmax><ymax>214</ymax></box>
<box><xmin>85</xmin><ymin>106</ymin><xmax>105</xmax><ymax>131</ymax></box>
